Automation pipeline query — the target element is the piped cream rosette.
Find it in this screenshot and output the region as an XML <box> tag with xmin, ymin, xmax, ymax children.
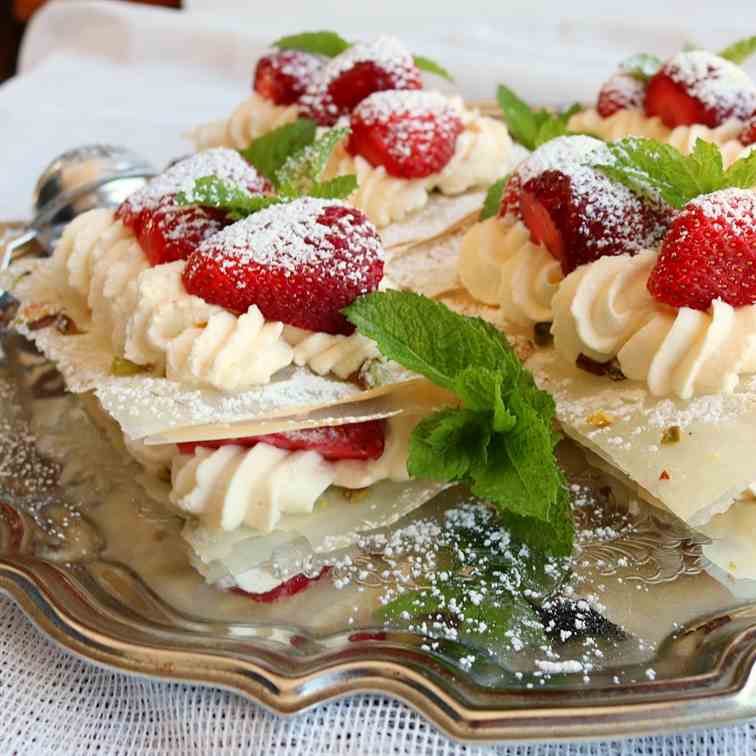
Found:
<box><xmin>567</xmin><ymin>109</ymin><xmax>747</xmax><ymax>166</ymax></box>
<box><xmin>550</xmin><ymin>249</ymin><xmax>756</xmax><ymax>400</ymax></box>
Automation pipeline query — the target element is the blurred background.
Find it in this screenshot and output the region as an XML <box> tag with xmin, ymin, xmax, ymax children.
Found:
<box><xmin>1</xmin><ymin>0</ymin><xmax>754</xmax><ymax>219</ymax></box>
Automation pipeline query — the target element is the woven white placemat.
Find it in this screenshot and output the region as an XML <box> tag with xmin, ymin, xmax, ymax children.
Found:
<box><xmin>2</xmin><ymin>594</ymin><xmax>755</xmax><ymax>755</ymax></box>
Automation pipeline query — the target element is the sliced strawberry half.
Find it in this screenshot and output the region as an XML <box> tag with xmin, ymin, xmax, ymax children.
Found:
<box><xmin>647</xmin><ymin>188</ymin><xmax>756</xmax><ymax>310</ymax></box>
<box><xmin>177</xmin><ymin>419</ymin><xmax>386</xmax><ymax>461</ymax></box>
<box><xmin>139</xmin><ymin>195</ymin><xmax>230</xmax><ymax>266</ymax></box>
<box><xmin>644</xmin><ymin>51</ymin><xmax>756</xmax><ymax>128</ymax></box>
<box><xmin>300</xmin><ymin>37</ymin><xmax>422</xmax><ymax>126</ymax></box>
<box><xmin>183</xmin><ymin>198</ymin><xmax>384</xmax><ymax>335</ymax></box>
<box><xmin>520</xmin><ymin>167</ymin><xmax>670</xmax><ymax>275</ymax></box>
<box><xmin>232</xmin><ymin>566</ymin><xmax>331</xmax><ymax>603</ymax></box>
<box><xmin>116</xmin><ymin>148</ymin><xmax>270</xmax><ymax>253</ymax></box>
<box><xmin>597</xmin><ymin>72</ymin><xmax>646</xmax><ymax>118</ymax></box>
<box><xmin>740</xmin><ymin>114</ymin><xmax>756</xmax><ymax>146</ymax></box>
<box><xmin>346</xmin><ymin>91</ymin><xmax>463</xmax><ymax>179</ymax></box>
<box><xmin>254</xmin><ymin>49</ymin><xmax>323</xmax><ymax>105</ymax></box>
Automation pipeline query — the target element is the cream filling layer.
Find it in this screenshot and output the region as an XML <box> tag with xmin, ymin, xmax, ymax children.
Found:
<box><xmin>169</xmin><ymin>413</ymin><xmax>414</xmax><ymax>533</ymax></box>
<box><xmin>458</xmin><ymin>215</ymin><xmax>562</xmax><ymax>327</ymax></box>
<box><xmin>551</xmin><ymin>249</ymin><xmax>756</xmax><ymax>398</ymax></box>
<box><xmin>567</xmin><ymin>109</ymin><xmax>747</xmax><ymax>167</ymax></box>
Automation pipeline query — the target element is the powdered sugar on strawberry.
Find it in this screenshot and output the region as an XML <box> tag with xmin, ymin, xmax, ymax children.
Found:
<box><xmin>347</xmin><ymin>90</ymin><xmax>464</xmax><ymax>178</ymax></box>
<box><xmin>118</xmin><ymin>149</ymin><xmax>269</xmax><ymax>221</ymax></box>
<box><xmin>183</xmin><ymin>198</ymin><xmax>384</xmax><ymax>334</ymax></box>
<box><xmin>300</xmin><ymin>36</ymin><xmax>422</xmax><ymax>125</ymax></box>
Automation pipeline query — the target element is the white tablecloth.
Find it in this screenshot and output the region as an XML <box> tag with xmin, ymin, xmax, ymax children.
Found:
<box><xmin>3</xmin><ymin>2</ymin><xmax>756</xmax><ymax>753</ymax></box>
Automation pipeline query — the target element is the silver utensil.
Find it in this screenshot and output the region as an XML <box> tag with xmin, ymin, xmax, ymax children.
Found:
<box><xmin>2</xmin><ymin>144</ymin><xmax>157</xmax><ymax>270</ymax></box>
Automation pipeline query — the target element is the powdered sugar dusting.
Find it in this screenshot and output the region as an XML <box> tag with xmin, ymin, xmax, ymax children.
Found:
<box><xmin>688</xmin><ymin>188</ymin><xmax>756</xmax><ymax>232</ymax></box>
<box><xmin>195</xmin><ymin>197</ymin><xmax>384</xmax><ymax>278</ymax></box>
<box><xmin>666</xmin><ymin>51</ymin><xmax>756</xmax><ymax>123</ymax></box>
<box><xmin>516</xmin><ymin>135</ymin><xmax>609</xmax><ymax>184</ymax></box>
<box><xmin>120</xmin><ymin>148</ymin><xmax>267</xmax><ymax>215</ymax></box>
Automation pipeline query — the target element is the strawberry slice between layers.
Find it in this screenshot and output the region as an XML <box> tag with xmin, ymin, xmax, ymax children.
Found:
<box><xmin>177</xmin><ymin>419</ymin><xmax>387</xmax><ymax>461</ymax></box>
<box><xmin>347</xmin><ymin>90</ymin><xmax>463</xmax><ymax>179</ymax></box>
<box><xmin>647</xmin><ymin>188</ymin><xmax>756</xmax><ymax>311</ymax></box>
<box><xmin>644</xmin><ymin>51</ymin><xmax>756</xmax><ymax>128</ymax></box>
<box><xmin>232</xmin><ymin>567</ymin><xmax>332</xmax><ymax>603</ymax></box>
<box><xmin>183</xmin><ymin>197</ymin><xmax>384</xmax><ymax>335</ymax></box>
<box><xmin>300</xmin><ymin>36</ymin><xmax>422</xmax><ymax>126</ymax></box>
<box><xmin>116</xmin><ymin>149</ymin><xmax>270</xmax><ymax>264</ymax></box>
<box><xmin>254</xmin><ymin>49</ymin><xmax>323</xmax><ymax>105</ymax></box>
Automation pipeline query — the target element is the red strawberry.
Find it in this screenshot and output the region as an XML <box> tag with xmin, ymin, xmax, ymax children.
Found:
<box><xmin>645</xmin><ymin>51</ymin><xmax>756</xmax><ymax>128</ymax></box>
<box><xmin>177</xmin><ymin>419</ymin><xmax>386</xmax><ymax>461</ymax></box>
<box><xmin>597</xmin><ymin>73</ymin><xmax>646</xmax><ymax>118</ymax></box>
<box><xmin>232</xmin><ymin>566</ymin><xmax>331</xmax><ymax>603</ymax></box>
<box><xmin>253</xmin><ymin>49</ymin><xmax>323</xmax><ymax>105</ymax></box>
<box><xmin>740</xmin><ymin>114</ymin><xmax>756</xmax><ymax>146</ymax></box>
<box><xmin>647</xmin><ymin>189</ymin><xmax>756</xmax><ymax>310</ymax></box>
<box><xmin>520</xmin><ymin>167</ymin><xmax>670</xmax><ymax>275</ymax></box>
<box><xmin>117</xmin><ymin>148</ymin><xmax>269</xmax><ymax>245</ymax></box>
<box><xmin>139</xmin><ymin>194</ymin><xmax>230</xmax><ymax>266</ymax></box>
<box><xmin>183</xmin><ymin>198</ymin><xmax>384</xmax><ymax>335</ymax></box>
<box><xmin>346</xmin><ymin>91</ymin><xmax>463</xmax><ymax>179</ymax></box>
<box><xmin>301</xmin><ymin>37</ymin><xmax>422</xmax><ymax>126</ymax></box>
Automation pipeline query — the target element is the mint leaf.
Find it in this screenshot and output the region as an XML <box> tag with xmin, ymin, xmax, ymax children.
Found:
<box><xmin>343</xmin><ymin>291</ymin><xmax>516</xmax><ymax>392</ymax></box>
<box><xmin>175</xmin><ymin>176</ymin><xmax>283</xmax><ymax>220</ymax></box>
<box><xmin>496</xmin><ymin>85</ymin><xmax>582</xmax><ymax>150</ymax></box>
<box><xmin>480</xmin><ymin>175</ymin><xmax>509</xmax><ymax>220</ymax></box>
<box><xmin>719</xmin><ymin>35</ymin><xmax>756</xmax><ymax>65</ymax></box>
<box><xmin>308</xmin><ymin>174</ymin><xmax>358</xmax><ymax>200</ymax></box>
<box><xmin>275</xmin><ymin>126</ymin><xmax>349</xmax><ymax>196</ymax></box>
<box><xmin>273</xmin><ymin>30</ymin><xmax>350</xmax><ymax>58</ymax></box>
<box><xmin>344</xmin><ymin>291</ymin><xmax>573</xmax><ymax>556</ymax></box>
<box><xmin>619</xmin><ymin>52</ymin><xmax>663</xmax><ymax>81</ymax></box>
<box><xmin>723</xmin><ymin>148</ymin><xmax>756</xmax><ymax>189</ymax></box>
<box><xmin>239</xmin><ymin>118</ymin><xmax>317</xmax><ymax>184</ymax></box>
<box><xmin>413</xmin><ymin>54</ymin><xmax>453</xmax><ymax>81</ymax></box>
<box><xmin>596</xmin><ymin>137</ymin><xmax>755</xmax><ymax>209</ymax></box>
<box><xmin>408</xmin><ymin>408</ymin><xmax>491</xmax><ymax>481</ymax></box>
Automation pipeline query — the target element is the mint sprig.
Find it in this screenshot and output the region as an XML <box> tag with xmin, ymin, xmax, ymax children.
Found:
<box><xmin>618</xmin><ymin>52</ymin><xmax>662</xmax><ymax>81</ymax></box>
<box><xmin>497</xmin><ymin>85</ymin><xmax>582</xmax><ymax>151</ymax></box>
<box><xmin>718</xmin><ymin>35</ymin><xmax>756</xmax><ymax>65</ymax></box>
<box><xmin>480</xmin><ymin>175</ymin><xmax>510</xmax><ymax>221</ymax></box>
<box><xmin>276</xmin><ymin>126</ymin><xmax>351</xmax><ymax>196</ymax></box>
<box><xmin>412</xmin><ymin>55</ymin><xmax>453</xmax><ymax>81</ymax></box>
<box><xmin>274</xmin><ymin>30</ymin><xmax>351</xmax><ymax>57</ymax></box>
<box><xmin>179</xmin><ymin>122</ymin><xmax>356</xmax><ymax>218</ymax></box>
<box><xmin>176</xmin><ymin>177</ymin><xmax>284</xmax><ymax>219</ymax></box>
<box><xmin>343</xmin><ymin>291</ymin><xmax>574</xmax><ymax>556</ymax></box>
<box><xmin>239</xmin><ymin>118</ymin><xmax>317</xmax><ymax>184</ymax></box>
<box><xmin>596</xmin><ymin>137</ymin><xmax>756</xmax><ymax>209</ymax></box>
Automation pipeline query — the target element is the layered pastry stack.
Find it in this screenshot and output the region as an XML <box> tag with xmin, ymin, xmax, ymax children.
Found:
<box><xmin>7</xmin><ymin>30</ymin><xmax>756</xmax><ymax>603</ymax></box>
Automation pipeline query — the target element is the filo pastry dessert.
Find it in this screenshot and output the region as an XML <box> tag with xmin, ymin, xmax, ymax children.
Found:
<box><xmin>6</xmin><ymin>149</ymin><xmax>453</xmax><ymax>597</ymax></box>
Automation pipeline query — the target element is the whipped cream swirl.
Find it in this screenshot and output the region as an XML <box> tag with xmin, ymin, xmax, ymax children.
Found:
<box><xmin>458</xmin><ymin>216</ymin><xmax>562</xmax><ymax>327</ymax></box>
<box><xmin>551</xmin><ymin>250</ymin><xmax>756</xmax><ymax>398</ymax></box>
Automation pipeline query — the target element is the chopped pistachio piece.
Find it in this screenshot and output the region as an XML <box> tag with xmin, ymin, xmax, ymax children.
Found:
<box><xmin>111</xmin><ymin>356</ymin><xmax>149</xmax><ymax>377</ymax></box>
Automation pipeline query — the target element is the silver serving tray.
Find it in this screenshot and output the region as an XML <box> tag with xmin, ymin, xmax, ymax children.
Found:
<box><xmin>3</xmin><ymin>235</ymin><xmax>756</xmax><ymax>744</ymax></box>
